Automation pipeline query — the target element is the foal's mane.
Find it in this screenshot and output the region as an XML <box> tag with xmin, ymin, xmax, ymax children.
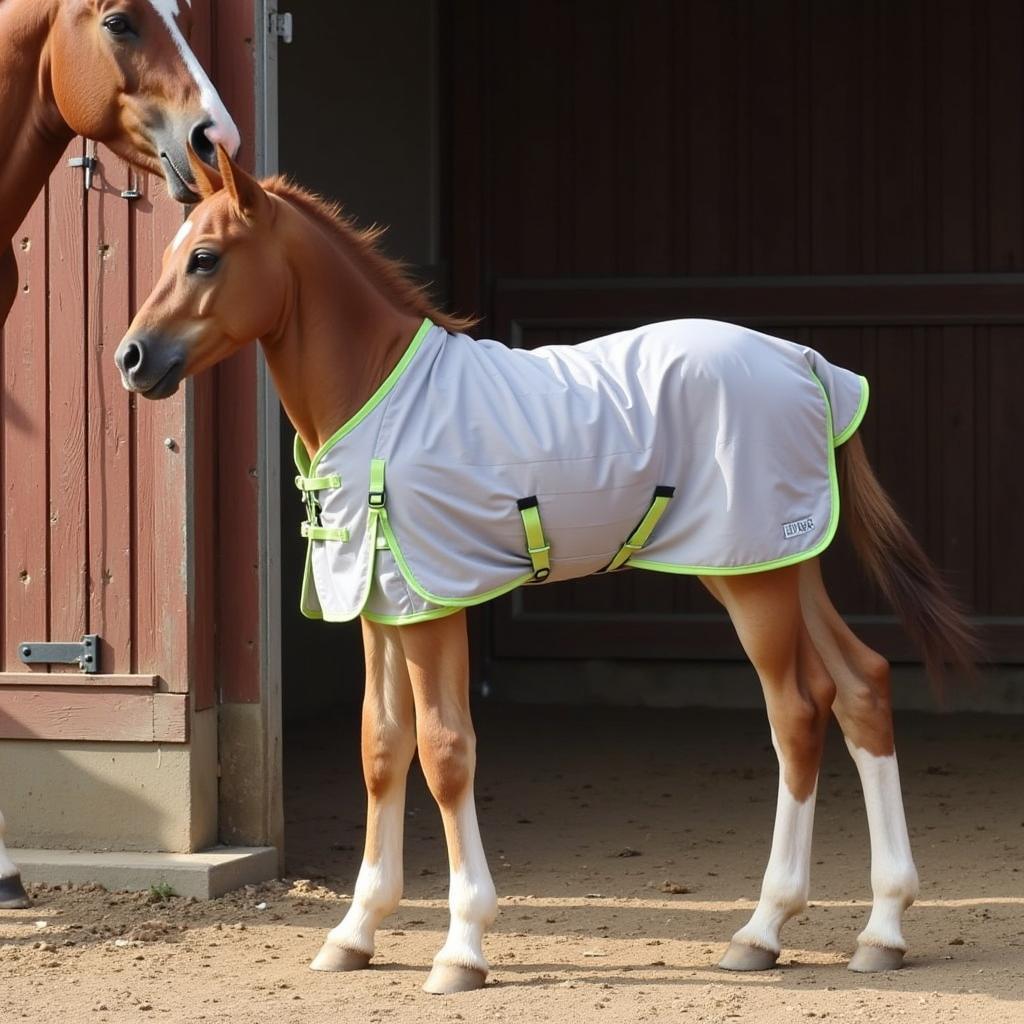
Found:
<box><xmin>262</xmin><ymin>176</ymin><xmax>477</xmax><ymax>335</ymax></box>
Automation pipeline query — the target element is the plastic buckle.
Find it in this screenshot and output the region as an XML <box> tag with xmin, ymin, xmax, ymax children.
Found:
<box><xmin>532</xmin><ymin>567</ymin><xmax>551</xmax><ymax>582</ymax></box>
<box><xmin>368</xmin><ymin>490</ymin><xmax>386</xmax><ymax>509</ymax></box>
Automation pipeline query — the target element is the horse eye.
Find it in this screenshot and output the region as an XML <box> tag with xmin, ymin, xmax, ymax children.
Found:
<box><xmin>187</xmin><ymin>250</ymin><xmax>220</xmax><ymax>275</ymax></box>
<box><xmin>103</xmin><ymin>14</ymin><xmax>134</xmax><ymax>37</ymax></box>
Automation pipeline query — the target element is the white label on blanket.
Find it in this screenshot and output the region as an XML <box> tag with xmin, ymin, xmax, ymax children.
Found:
<box><xmin>782</xmin><ymin>516</ymin><xmax>815</xmax><ymax>539</ymax></box>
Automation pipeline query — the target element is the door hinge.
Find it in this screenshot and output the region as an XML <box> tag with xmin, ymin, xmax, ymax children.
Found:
<box><xmin>269</xmin><ymin>11</ymin><xmax>293</xmax><ymax>43</ymax></box>
<box><xmin>19</xmin><ymin>634</ymin><xmax>101</xmax><ymax>675</ymax></box>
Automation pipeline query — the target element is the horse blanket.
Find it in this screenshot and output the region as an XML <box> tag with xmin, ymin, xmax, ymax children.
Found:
<box><xmin>293</xmin><ymin>318</ymin><xmax>868</xmax><ymax>625</ymax></box>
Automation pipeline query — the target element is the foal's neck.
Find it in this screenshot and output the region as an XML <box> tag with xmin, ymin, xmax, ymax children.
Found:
<box><xmin>0</xmin><ymin>1</ymin><xmax>72</xmax><ymax>245</ymax></box>
<box><xmin>260</xmin><ymin>206</ymin><xmax>423</xmax><ymax>460</ymax></box>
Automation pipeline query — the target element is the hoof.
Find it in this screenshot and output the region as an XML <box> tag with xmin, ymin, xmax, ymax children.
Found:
<box><xmin>423</xmin><ymin>963</ymin><xmax>487</xmax><ymax>994</ymax></box>
<box><xmin>718</xmin><ymin>940</ymin><xmax>779</xmax><ymax>972</ymax></box>
<box><xmin>849</xmin><ymin>943</ymin><xmax>905</xmax><ymax>973</ymax></box>
<box><xmin>0</xmin><ymin>874</ymin><xmax>30</xmax><ymax>910</ymax></box>
<box><xmin>309</xmin><ymin>942</ymin><xmax>372</xmax><ymax>972</ymax></box>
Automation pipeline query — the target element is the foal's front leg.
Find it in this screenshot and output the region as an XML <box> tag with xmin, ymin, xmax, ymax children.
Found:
<box><xmin>400</xmin><ymin>611</ymin><xmax>498</xmax><ymax>994</ymax></box>
<box><xmin>311</xmin><ymin>619</ymin><xmax>416</xmax><ymax>971</ymax></box>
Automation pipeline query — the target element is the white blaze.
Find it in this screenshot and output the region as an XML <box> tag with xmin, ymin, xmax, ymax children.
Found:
<box><xmin>170</xmin><ymin>219</ymin><xmax>193</xmax><ymax>254</ymax></box>
<box><xmin>146</xmin><ymin>0</ymin><xmax>242</xmax><ymax>155</ymax></box>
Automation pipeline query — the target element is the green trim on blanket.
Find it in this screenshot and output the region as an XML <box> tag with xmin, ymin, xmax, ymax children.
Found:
<box><xmin>294</xmin><ymin>319</ymin><xmax>433</xmax><ymax>622</ymax></box>
<box><xmin>300</xmin><ymin>317</ymin><xmax>434</xmax><ymax>479</ymax></box>
<box><xmin>629</xmin><ymin>372</ymin><xmax>845</xmax><ymax>577</ymax></box>
<box><xmin>360</xmin><ymin>605</ymin><xmax>463</xmax><ymax>626</ymax></box>
<box><xmin>833</xmin><ymin>375</ymin><xmax>869</xmax><ymax>448</ymax></box>
<box><xmin>377</xmin><ymin>511</ymin><xmax>536</xmax><ymax>607</ymax></box>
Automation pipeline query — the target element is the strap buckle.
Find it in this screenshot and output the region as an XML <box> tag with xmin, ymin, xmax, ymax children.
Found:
<box><xmin>368</xmin><ymin>458</ymin><xmax>387</xmax><ymax>509</ymax></box>
<box><xmin>517</xmin><ymin>495</ymin><xmax>552</xmax><ymax>582</ymax></box>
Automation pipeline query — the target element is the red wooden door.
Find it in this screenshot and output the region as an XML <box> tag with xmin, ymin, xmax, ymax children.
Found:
<box><xmin>0</xmin><ymin>142</ymin><xmax>200</xmax><ymax>742</ymax></box>
<box><xmin>0</xmin><ymin>0</ymin><xmax>253</xmax><ymax>740</ymax></box>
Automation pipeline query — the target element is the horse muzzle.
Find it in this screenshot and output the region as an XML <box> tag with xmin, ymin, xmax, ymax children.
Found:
<box><xmin>115</xmin><ymin>334</ymin><xmax>186</xmax><ymax>400</ymax></box>
<box><xmin>151</xmin><ymin>120</ymin><xmax>221</xmax><ymax>204</ymax></box>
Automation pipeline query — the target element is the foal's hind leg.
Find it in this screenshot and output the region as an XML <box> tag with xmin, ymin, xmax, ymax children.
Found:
<box><xmin>311</xmin><ymin>619</ymin><xmax>416</xmax><ymax>971</ymax></box>
<box><xmin>799</xmin><ymin>560</ymin><xmax>918</xmax><ymax>971</ymax></box>
<box><xmin>704</xmin><ymin>567</ymin><xmax>836</xmax><ymax>970</ymax></box>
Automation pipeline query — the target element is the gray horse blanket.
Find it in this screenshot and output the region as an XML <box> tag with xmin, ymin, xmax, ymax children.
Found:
<box><xmin>293</xmin><ymin>318</ymin><xmax>868</xmax><ymax>624</ymax></box>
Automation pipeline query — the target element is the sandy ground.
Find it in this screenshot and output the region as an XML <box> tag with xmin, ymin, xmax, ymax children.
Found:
<box><xmin>1</xmin><ymin>704</ymin><xmax>1022</xmax><ymax>1024</ymax></box>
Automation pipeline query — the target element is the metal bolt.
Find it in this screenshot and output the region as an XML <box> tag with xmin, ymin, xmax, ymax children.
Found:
<box><xmin>164</xmin><ymin>437</ymin><xmax>177</xmax><ymax>451</ymax></box>
<box><xmin>21</xmin><ymin>647</ymin><xmax>31</xmax><ymax>658</ymax></box>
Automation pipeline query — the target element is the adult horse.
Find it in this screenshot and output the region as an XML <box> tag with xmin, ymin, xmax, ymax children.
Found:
<box><xmin>115</xmin><ymin>148</ymin><xmax>976</xmax><ymax>993</ymax></box>
<box><xmin>0</xmin><ymin>0</ymin><xmax>240</xmax><ymax>326</ymax></box>
<box><xmin>0</xmin><ymin>0</ymin><xmax>239</xmax><ymax>910</ymax></box>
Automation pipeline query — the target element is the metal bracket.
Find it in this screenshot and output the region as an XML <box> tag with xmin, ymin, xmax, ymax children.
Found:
<box><xmin>68</xmin><ymin>155</ymin><xmax>99</xmax><ymax>193</ymax></box>
<box><xmin>269</xmin><ymin>11</ymin><xmax>293</xmax><ymax>44</ymax></box>
<box><xmin>19</xmin><ymin>634</ymin><xmax>101</xmax><ymax>675</ymax></box>
<box><xmin>121</xmin><ymin>171</ymin><xmax>141</xmax><ymax>201</ymax></box>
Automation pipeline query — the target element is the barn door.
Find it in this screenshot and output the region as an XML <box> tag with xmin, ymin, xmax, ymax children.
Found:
<box><xmin>450</xmin><ymin>0</ymin><xmax>1024</xmax><ymax>670</ymax></box>
<box><xmin>0</xmin><ymin>138</ymin><xmax>205</xmax><ymax>743</ymax></box>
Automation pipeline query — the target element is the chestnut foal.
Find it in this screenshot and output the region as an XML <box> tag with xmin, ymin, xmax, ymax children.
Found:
<box><xmin>0</xmin><ymin>0</ymin><xmax>239</xmax><ymax>911</ymax></box>
<box><xmin>115</xmin><ymin>148</ymin><xmax>975</xmax><ymax>993</ymax></box>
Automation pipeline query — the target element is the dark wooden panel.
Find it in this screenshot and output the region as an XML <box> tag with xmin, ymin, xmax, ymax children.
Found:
<box><xmin>450</xmin><ymin>1</ymin><xmax>1024</xmax><ymax>669</ymax></box>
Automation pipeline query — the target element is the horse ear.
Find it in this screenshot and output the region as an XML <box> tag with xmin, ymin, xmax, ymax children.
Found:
<box><xmin>216</xmin><ymin>144</ymin><xmax>270</xmax><ymax>223</ymax></box>
<box><xmin>186</xmin><ymin>141</ymin><xmax>223</xmax><ymax>199</ymax></box>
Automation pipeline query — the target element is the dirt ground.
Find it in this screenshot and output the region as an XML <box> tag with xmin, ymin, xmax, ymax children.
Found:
<box><xmin>1</xmin><ymin>704</ymin><xmax>1022</xmax><ymax>1024</ymax></box>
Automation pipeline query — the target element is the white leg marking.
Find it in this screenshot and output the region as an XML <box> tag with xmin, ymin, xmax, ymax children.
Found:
<box><xmin>146</xmin><ymin>0</ymin><xmax>242</xmax><ymax>154</ymax></box>
<box><xmin>846</xmin><ymin>743</ymin><xmax>918</xmax><ymax>951</ymax></box>
<box><xmin>0</xmin><ymin>809</ymin><xmax>19</xmax><ymax>879</ymax></box>
<box><xmin>433</xmin><ymin>792</ymin><xmax>498</xmax><ymax>974</ymax></box>
<box><xmin>732</xmin><ymin>731</ymin><xmax>816</xmax><ymax>954</ymax></box>
<box><xmin>324</xmin><ymin>787</ymin><xmax>405</xmax><ymax>957</ymax></box>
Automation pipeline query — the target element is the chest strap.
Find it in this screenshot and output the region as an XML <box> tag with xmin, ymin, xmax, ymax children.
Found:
<box><xmin>301</xmin><ymin>522</ymin><xmax>351</xmax><ymax>541</ymax></box>
<box><xmin>516</xmin><ymin>496</ymin><xmax>551</xmax><ymax>581</ymax></box>
<box><xmin>294</xmin><ymin>473</ymin><xmax>341</xmax><ymax>492</ymax></box>
<box><xmin>602</xmin><ymin>485</ymin><xmax>675</xmax><ymax>572</ymax></box>
<box><xmin>295</xmin><ymin>472</ymin><xmax>345</xmax><ymax>541</ymax></box>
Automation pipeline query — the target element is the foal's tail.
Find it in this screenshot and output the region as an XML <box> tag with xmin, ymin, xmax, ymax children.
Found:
<box><xmin>837</xmin><ymin>433</ymin><xmax>979</xmax><ymax>688</ymax></box>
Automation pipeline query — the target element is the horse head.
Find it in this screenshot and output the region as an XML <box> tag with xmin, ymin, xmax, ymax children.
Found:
<box><xmin>47</xmin><ymin>0</ymin><xmax>240</xmax><ymax>203</ymax></box>
<box><xmin>114</xmin><ymin>145</ymin><xmax>283</xmax><ymax>397</ymax></box>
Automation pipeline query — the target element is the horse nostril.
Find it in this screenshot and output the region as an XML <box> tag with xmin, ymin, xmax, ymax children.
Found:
<box><xmin>189</xmin><ymin>119</ymin><xmax>217</xmax><ymax>168</ymax></box>
<box><xmin>119</xmin><ymin>340</ymin><xmax>143</xmax><ymax>375</ymax></box>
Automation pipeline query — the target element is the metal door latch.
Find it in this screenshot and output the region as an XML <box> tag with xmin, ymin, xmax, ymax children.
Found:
<box><xmin>121</xmin><ymin>173</ymin><xmax>141</xmax><ymax>201</ymax></box>
<box><xmin>19</xmin><ymin>634</ymin><xmax>101</xmax><ymax>674</ymax></box>
<box><xmin>68</xmin><ymin>155</ymin><xmax>99</xmax><ymax>193</ymax></box>
<box><xmin>269</xmin><ymin>10</ymin><xmax>293</xmax><ymax>43</ymax></box>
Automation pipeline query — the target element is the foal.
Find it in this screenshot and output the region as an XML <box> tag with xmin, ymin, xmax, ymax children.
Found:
<box><xmin>0</xmin><ymin>0</ymin><xmax>238</xmax><ymax>912</ymax></box>
<box><xmin>115</xmin><ymin>147</ymin><xmax>975</xmax><ymax>994</ymax></box>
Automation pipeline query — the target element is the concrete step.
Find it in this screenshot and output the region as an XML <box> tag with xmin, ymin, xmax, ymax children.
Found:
<box><xmin>9</xmin><ymin>846</ymin><xmax>279</xmax><ymax>900</ymax></box>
